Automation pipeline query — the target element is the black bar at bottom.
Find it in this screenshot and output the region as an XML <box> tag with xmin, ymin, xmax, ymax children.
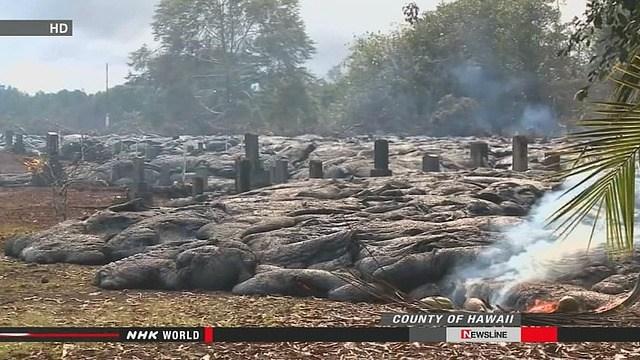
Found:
<box><xmin>215</xmin><ymin>327</ymin><xmax>410</xmax><ymax>342</ymax></box>
<box><xmin>6</xmin><ymin>326</ymin><xmax>640</xmax><ymax>343</ymax></box>
<box><xmin>558</xmin><ymin>327</ymin><xmax>640</xmax><ymax>342</ymax></box>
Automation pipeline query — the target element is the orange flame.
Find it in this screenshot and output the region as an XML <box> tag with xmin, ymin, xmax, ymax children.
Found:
<box><xmin>23</xmin><ymin>157</ymin><xmax>45</xmax><ymax>175</ymax></box>
<box><xmin>526</xmin><ymin>299</ymin><xmax>558</xmax><ymax>313</ymax></box>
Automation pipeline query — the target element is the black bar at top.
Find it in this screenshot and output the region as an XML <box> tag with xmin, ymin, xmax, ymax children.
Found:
<box><xmin>558</xmin><ymin>327</ymin><xmax>640</xmax><ymax>342</ymax></box>
<box><xmin>0</xmin><ymin>20</ymin><xmax>73</xmax><ymax>36</ymax></box>
<box><xmin>215</xmin><ymin>327</ymin><xmax>410</xmax><ymax>342</ymax></box>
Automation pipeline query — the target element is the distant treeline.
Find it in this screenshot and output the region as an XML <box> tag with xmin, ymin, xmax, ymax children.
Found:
<box><xmin>0</xmin><ymin>0</ymin><xmax>595</xmax><ymax>136</ymax></box>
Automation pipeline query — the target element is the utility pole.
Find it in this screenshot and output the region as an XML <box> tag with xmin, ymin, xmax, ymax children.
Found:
<box><xmin>105</xmin><ymin>63</ymin><xmax>110</xmax><ymax>129</ymax></box>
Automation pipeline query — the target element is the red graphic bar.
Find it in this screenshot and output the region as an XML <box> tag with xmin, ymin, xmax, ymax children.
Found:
<box><xmin>521</xmin><ymin>327</ymin><xmax>558</xmax><ymax>343</ymax></box>
<box><xmin>204</xmin><ymin>327</ymin><xmax>214</xmax><ymax>343</ymax></box>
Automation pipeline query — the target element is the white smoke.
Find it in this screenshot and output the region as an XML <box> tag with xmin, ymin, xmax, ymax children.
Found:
<box><xmin>451</xmin><ymin>174</ymin><xmax>636</xmax><ymax>305</ymax></box>
<box><xmin>450</xmin><ymin>63</ymin><xmax>561</xmax><ymax>136</ymax></box>
<box><xmin>520</xmin><ymin>104</ymin><xmax>557</xmax><ymax>135</ymax></box>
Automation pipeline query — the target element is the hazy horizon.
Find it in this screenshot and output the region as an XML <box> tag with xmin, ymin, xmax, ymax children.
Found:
<box><xmin>0</xmin><ymin>0</ymin><xmax>587</xmax><ymax>95</ymax></box>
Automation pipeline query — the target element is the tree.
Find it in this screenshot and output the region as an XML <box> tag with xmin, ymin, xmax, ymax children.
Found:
<box><xmin>563</xmin><ymin>0</ymin><xmax>640</xmax><ymax>84</ymax></box>
<box><xmin>0</xmin><ymin>1</ymin><xmax>317</xmax><ymax>135</ymax></box>
<box><xmin>327</xmin><ymin>0</ymin><xmax>584</xmax><ymax>136</ymax></box>
<box><xmin>543</xmin><ymin>1</ymin><xmax>640</xmax><ymax>312</ymax></box>
<box><xmin>259</xmin><ymin>68</ymin><xmax>318</xmax><ymax>133</ymax></box>
<box><xmin>549</xmin><ymin>54</ymin><xmax>640</xmax><ymax>311</ymax></box>
<box><xmin>128</xmin><ymin>0</ymin><xmax>316</xmax><ymax>133</ymax></box>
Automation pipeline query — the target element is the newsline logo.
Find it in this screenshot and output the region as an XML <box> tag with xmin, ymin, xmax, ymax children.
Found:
<box><xmin>460</xmin><ymin>328</ymin><xmax>508</xmax><ymax>340</ymax></box>
<box><xmin>447</xmin><ymin>327</ymin><xmax>520</xmax><ymax>343</ymax></box>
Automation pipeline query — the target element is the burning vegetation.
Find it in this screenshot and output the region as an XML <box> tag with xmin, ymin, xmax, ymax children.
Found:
<box><xmin>23</xmin><ymin>157</ymin><xmax>45</xmax><ymax>175</ymax></box>
<box><xmin>526</xmin><ymin>299</ymin><xmax>559</xmax><ymax>314</ymax></box>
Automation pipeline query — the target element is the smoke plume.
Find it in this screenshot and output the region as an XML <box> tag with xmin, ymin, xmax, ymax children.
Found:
<box><xmin>447</xmin><ymin>175</ymin><xmax>634</xmax><ymax>305</ymax></box>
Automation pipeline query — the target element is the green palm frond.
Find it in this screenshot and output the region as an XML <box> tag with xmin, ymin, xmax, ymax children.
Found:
<box><xmin>549</xmin><ymin>55</ymin><xmax>640</xmax><ymax>256</ymax></box>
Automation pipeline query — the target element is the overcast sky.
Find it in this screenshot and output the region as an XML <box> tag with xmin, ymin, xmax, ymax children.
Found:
<box><xmin>0</xmin><ymin>0</ymin><xmax>587</xmax><ymax>94</ymax></box>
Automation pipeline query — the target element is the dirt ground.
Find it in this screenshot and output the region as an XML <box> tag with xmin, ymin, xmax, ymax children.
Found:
<box><xmin>0</xmin><ymin>186</ymin><xmax>639</xmax><ymax>359</ymax></box>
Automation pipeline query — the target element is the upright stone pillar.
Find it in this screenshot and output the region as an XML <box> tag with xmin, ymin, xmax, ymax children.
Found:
<box><xmin>512</xmin><ymin>135</ymin><xmax>528</xmax><ymax>172</ymax></box>
<box><xmin>470</xmin><ymin>142</ymin><xmax>489</xmax><ymax>168</ymax></box>
<box><xmin>196</xmin><ymin>167</ymin><xmax>209</xmax><ymax>188</ymax></box>
<box><xmin>309</xmin><ymin>160</ymin><xmax>324</xmax><ymax>179</ymax></box>
<box><xmin>4</xmin><ymin>130</ymin><xmax>13</xmax><ymax>150</ymax></box>
<box><xmin>236</xmin><ymin>158</ymin><xmax>252</xmax><ymax>193</ymax></box>
<box><xmin>422</xmin><ymin>154</ymin><xmax>440</xmax><ymax>172</ymax></box>
<box><xmin>543</xmin><ymin>152</ymin><xmax>561</xmax><ymax>171</ymax></box>
<box><xmin>47</xmin><ymin>132</ymin><xmax>59</xmax><ymax>156</ymax></box>
<box><xmin>43</xmin><ymin>132</ymin><xmax>64</xmax><ymax>182</ymax></box>
<box><xmin>272</xmin><ymin>159</ymin><xmax>289</xmax><ymax>184</ymax></box>
<box><xmin>133</xmin><ymin>157</ymin><xmax>145</xmax><ymax>184</ymax></box>
<box><xmin>370</xmin><ymin>139</ymin><xmax>392</xmax><ymax>177</ymax></box>
<box><xmin>158</xmin><ymin>167</ymin><xmax>172</xmax><ymax>186</ymax></box>
<box><xmin>192</xmin><ymin>177</ymin><xmax>205</xmax><ymax>197</ymax></box>
<box><xmin>129</xmin><ymin>157</ymin><xmax>150</xmax><ymax>203</ymax></box>
<box><xmin>374</xmin><ymin>139</ymin><xmax>389</xmax><ymax>170</ymax></box>
<box><xmin>13</xmin><ymin>134</ymin><xmax>24</xmax><ymax>154</ymax></box>
<box><xmin>244</xmin><ymin>133</ymin><xmax>260</xmax><ymax>170</ymax></box>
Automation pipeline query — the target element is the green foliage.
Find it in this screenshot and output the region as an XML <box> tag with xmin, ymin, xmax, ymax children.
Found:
<box><xmin>1</xmin><ymin>0</ymin><xmax>318</xmax><ymax>135</ymax></box>
<box><xmin>550</xmin><ymin>55</ymin><xmax>640</xmax><ymax>256</ymax></box>
<box><xmin>128</xmin><ymin>0</ymin><xmax>317</xmax><ymax>133</ymax></box>
<box><xmin>0</xmin><ymin>84</ymin><xmax>159</xmax><ymax>133</ymax></box>
<box><xmin>259</xmin><ymin>68</ymin><xmax>318</xmax><ymax>133</ymax></box>
<box><xmin>430</xmin><ymin>95</ymin><xmax>482</xmax><ymax>136</ymax></box>
<box><xmin>551</xmin><ymin>5</ymin><xmax>640</xmax><ymax>308</ymax></box>
<box><xmin>1</xmin><ymin>0</ymin><xmax>590</xmax><ymax>136</ymax></box>
<box><xmin>0</xmin><ymin>86</ymin><xmax>97</xmax><ymax>131</ymax></box>
<box><xmin>324</xmin><ymin>0</ymin><xmax>585</xmax><ymax>135</ymax></box>
<box><xmin>563</xmin><ymin>0</ymin><xmax>640</xmax><ymax>83</ymax></box>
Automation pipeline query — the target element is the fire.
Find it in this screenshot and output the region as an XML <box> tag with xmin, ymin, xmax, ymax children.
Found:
<box><xmin>23</xmin><ymin>157</ymin><xmax>45</xmax><ymax>175</ymax></box>
<box><xmin>526</xmin><ymin>299</ymin><xmax>558</xmax><ymax>313</ymax></box>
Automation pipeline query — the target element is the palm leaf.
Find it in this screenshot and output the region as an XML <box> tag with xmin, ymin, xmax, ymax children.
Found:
<box><xmin>549</xmin><ymin>55</ymin><xmax>640</xmax><ymax>258</ymax></box>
